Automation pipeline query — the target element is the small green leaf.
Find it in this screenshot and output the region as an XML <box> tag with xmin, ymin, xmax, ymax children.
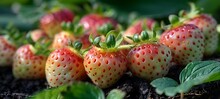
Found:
<box><xmin>30</xmin><ymin>85</ymin><xmax>68</xmax><ymax>99</ymax></box>
<box><xmin>107</xmin><ymin>89</ymin><xmax>126</xmax><ymax>99</ymax></box>
<box><xmin>61</xmin><ymin>82</ymin><xmax>105</xmax><ymax>99</ymax></box>
<box><xmin>150</xmin><ymin>77</ymin><xmax>178</xmax><ymax>95</ymax></box>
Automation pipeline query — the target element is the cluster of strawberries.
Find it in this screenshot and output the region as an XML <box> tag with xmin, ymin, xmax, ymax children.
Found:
<box><xmin>0</xmin><ymin>3</ymin><xmax>218</xmax><ymax>89</ymax></box>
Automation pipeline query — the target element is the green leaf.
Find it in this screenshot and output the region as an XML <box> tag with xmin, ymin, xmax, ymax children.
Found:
<box><xmin>179</xmin><ymin>61</ymin><xmax>220</xmax><ymax>83</ymax></box>
<box><xmin>106</xmin><ymin>89</ymin><xmax>126</xmax><ymax>99</ymax></box>
<box><xmin>30</xmin><ymin>85</ymin><xmax>68</xmax><ymax>99</ymax></box>
<box><xmin>61</xmin><ymin>82</ymin><xmax>105</xmax><ymax>99</ymax></box>
<box><xmin>151</xmin><ymin>61</ymin><xmax>220</xmax><ymax>97</ymax></box>
<box><xmin>150</xmin><ymin>77</ymin><xmax>178</xmax><ymax>95</ymax></box>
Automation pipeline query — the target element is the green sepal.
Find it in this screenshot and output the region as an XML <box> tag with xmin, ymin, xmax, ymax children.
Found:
<box><xmin>97</xmin><ymin>23</ymin><xmax>114</xmax><ymax>36</ymax></box>
<box><xmin>93</xmin><ymin>37</ymin><xmax>101</xmax><ymax>47</ymax></box>
<box><xmin>26</xmin><ymin>32</ymin><xmax>35</xmax><ymax>45</ymax></box>
<box><xmin>72</xmin><ymin>41</ymin><xmax>82</xmax><ymax>51</ymax></box>
<box><xmin>140</xmin><ymin>31</ymin><xmax>149</xmax><ymax>41</ymax></box>
<box><xmin>169</xmin><ymin>15</ymin><xmax>179</xmax><ymax>25</ymax></box>
<box><xmin>133</xmin><ymin>34</ymin><xmax>140</xmax><ymax>43</ymax></box>
<box><xmin>89</xmin><ymin>34</ymin><xmax>94</xmax><ymax>43</ymax></box>
<box><xmin>115</xmin><ymin>33</ymin><xmax>123</xmax><ymax>48</ymax></box>
<box><xmin>106</xmin><ymin>34</ymin><xmax>116</xmax><ymax>48</ymax></box>
<box><xmin>34</xmin><ymin>40</ymin><xmax>52</xmax><ymax>56</ymax></box>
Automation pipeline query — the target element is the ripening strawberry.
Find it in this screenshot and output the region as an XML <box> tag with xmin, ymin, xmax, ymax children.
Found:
<box><xmin>46</xmin><ymin>42</ymin><xmax>86</xmax><ymax>87</ymax></box>
<box><xmin>40</xmin><ymin>9</ymin><xmax>74</xmax><ymax>38</ymax></box>
<box><xmin>79</xmin><ymin>14</ymin><xmax>118</xmax><ymax>36</ymax></box>
<box><xmin>127</xmin><ymin>31</ymin><xmax>172</xmax><ymax>80</ymax></box>
<box><xmin>84</xmin><ymin>32</ymin><xmax>128</xmax><ymax>88</ymax></box>
<box><xmin>0</xmin><ymin>27</ymin><xmax>24</xmax><ymax>66</ymax></box>
<box><xmin>160</xmin><ymin>15</ymin><xmax>204</xmax><ymax>66</ymax></box>
<box><xmin>13</xmin><ymin>44</ymin><xmax>48</xmax><ymax>79</ymax></box>
<box><xmin>29</xmin><ymin>29</ymin><xmax>49</xmax><ymax>42</ymax></box>
<box><xmin>0</xmin><ymin>36</ymin><xmax>16</xmax><ymax>66</ymax></box>
<box><xmin>180</xmin><ymin>3</ymin><xmax>218</xmax><ymax>56</ymax></box>
<box><xmin>52</xmin><ymin>31</ymin><xmax>75</xmax><ymax>49</ymax></box>
<box><xmin>123</xmin><ymin>18</ymin><xmax>156</xmax><ymax>43</ymax></box>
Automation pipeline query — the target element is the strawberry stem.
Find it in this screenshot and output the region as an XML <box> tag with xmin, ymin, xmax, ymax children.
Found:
<box><xmin>118</xmin><ymin>44</ymin><xmax>134</xmax><ymax>50</ymax></box>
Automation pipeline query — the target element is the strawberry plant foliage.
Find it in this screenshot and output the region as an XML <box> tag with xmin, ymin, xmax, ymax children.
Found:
<box><xmin>151</xmin><ymin>61</ymin><xmax>220</xmax><ymax>96</ymax></box>
<box><xmin>30</xmin><ymin>82</ymin><xmax>125</xmax><ymax>99</ymax></box>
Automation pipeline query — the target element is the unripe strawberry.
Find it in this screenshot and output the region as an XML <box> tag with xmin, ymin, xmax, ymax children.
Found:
<box><xmin>127</xmin><ymin>31</ymin><xmax>172</xmax><ymax>80</ymax></box>
<box><xmin>40</xmin><ymin>9</ymin><xmax>74</xmax><ymax>38</ymax></box>
<box><xmin>0</xmin><ymin>36</ymin><xmax>16</xmax><ymax>66</ymax></box>
<box><xmin>79</xmin><ymin>14</ymin><xmax>118</xmax><ymax>36</ymax></box>
<box><xmin>46</xmin><ymin>42</ymin><xmax>86</xmax><ymax>87</ymax></box>
<box><xmin>84</xmin><ymin>31</ymin><xmax>129</xmax><ymax>88</ymax></box>
<box><xmin>123</xmin><ymin>18</ymin><xmax>156</xmax><ymax>43</ymax></box>
<box><xmin>180</xmin><ymin>3</ymin><xmax>218</xmax><ymax>56</ymax></box>
<box><xmin>13</xmin><ymin>44</ymin><xmax>47</xmax><ymax>79</ymax></box>
<box><xmin>160</xmin><ymin>15</ymin><xmax>204</xmax><ymax>66</ymax></box>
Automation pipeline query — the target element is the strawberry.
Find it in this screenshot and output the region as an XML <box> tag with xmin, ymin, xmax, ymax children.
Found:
<box><xmin>46</xmin><ymin>42</ymin><xmax>86</xmax><ymax>87</ymax></box>
<box><xmin>84</xmin><ymin>31</ymin><xmax>130</xmax><ymax>88</ymax></box>
<box><xmin>123</xmin><ymin>18</ymin><xmax>156</xmax><ymax>43</ymax></box>
<box><xmin>29</xmin><ymin>29</ymin><xmax>49</xmax><ymax>42</ymax></box>
<box><xmin>13</xmin><ymin>44</ymin><xmax>48</xmax><ymax>79</ymax></box>
<box><xmin>0</xmin><ymin>27</ymin><xmax>24</xmax><ymax>66</ymax></box>
<box><xmin>79</xmin><ymin>14</ymin><xmax>118</xmax><ymax>36</ymax></box>
<box><xmin>127</xmin><ymin>31</ymin><xmax>172</xmax><ymax>80</ymax></box>
<box><xmin>180</xmin><ymin>3</ymin><xmax>218</xmax><ymax>56</ymax></box>
<box><xmin>159</xmin><ymin>15</ymin><xmax>204</xmax><ymax>66</ymax></box>
<box><xmin>40</xmin><ymin>9</ymin><xmax>74</xmax><ymax>38</ymax></box>
<box><xmin>0</xmin><ymin>36</ymin><xmax>16</xmax><ymax>66</ymax></box>
<box><xmin>52</xmin><ymin>31</ymin><xmax>75</xmax><ymax>49</ymax></box>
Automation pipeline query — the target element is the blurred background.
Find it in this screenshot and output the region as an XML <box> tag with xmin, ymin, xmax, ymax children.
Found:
<box><xmin>0</xmin><ymin>0</ymin><xmax>219</xmax><ymax>31</ymax></box>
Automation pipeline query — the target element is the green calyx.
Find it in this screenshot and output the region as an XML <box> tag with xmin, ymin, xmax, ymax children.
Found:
<box><xmin>1</xmin><ymin>24</ymin><xmax>25</xmax><ymax>48</ymax></box>
<box><xmin>26</xmin><ymin>33</ymin><xmax>51</xmax><ymax>56</ymax></box>
<box><xmin>61</xmin><ymin>16</ymin><xmax>84</xmax><ymax>37</ymax></box>
<box><xmin>127</xmin><ymin>30</ymin><xmax>158</xmax><ymax>45</ymax></box>
<box><xmin>97</xmin><ymin>23</ymin><xmax>114</xmax><ymax>36</ymax></box>
<box><xmin>89</xmin><ymin>30</ymin><xmax>133</xmax><ymax>52</ymax></box>
<box><xmin>179</xmin><ymin>2</ymin><xmax>203</xmax><ymax>22</ymax></box>
<box><xmin>68</xmin><ymin>41</ymin><xmax>86</xmax><ymax>57</ymax></box>
<box><xmin>141</xmin><ymin>19</ymin><xmax>162</xmax><ymax>39</ymax></box>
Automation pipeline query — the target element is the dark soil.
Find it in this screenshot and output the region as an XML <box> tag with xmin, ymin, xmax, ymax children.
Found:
<box><xmin>1</xmin><ymin>57</ymin><xmax>220</xmax><ymax>99</ymax></box>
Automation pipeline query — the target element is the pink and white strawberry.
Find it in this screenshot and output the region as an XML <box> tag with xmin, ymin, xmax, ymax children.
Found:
<box><xmin>180</xmin><ymin>3</ymin><xmax>218</xmax><ymax>56</ymax></box>
<box><xmin>0</xmin><ymin>27</ymin><xmax>24</xmax><ymax>66</ymax></box>
<box><xmin>40</xmin><ymin>9</ymin><xmax>74</xmax><ymax>38</ymax></box>
<box><xmin>29</xmin><ymin>29</ymin><xmax>49</xmax><ymax>42</ymax></box>
<box><xmin>46</xmin><ymin>42</ymin><xmax>86</xmax><ymax>87</ymax></box>
<box><xmin>84</xmin><ymin>32</ymin><xmax>128</xmax><ymax>88</ymax></box>
<box><xmin>160</xmin><ymin>15</ymin><xmax>205</xmax><ymax>66</ymax></box>
<box><xmin>79</xmin><ymin>14</ymin><xmax>118</xmax><ymax>36</ymax></box>
<box><xmin>13</xmin><ymin>44</ymin><xmax>48</xmax><ymax>79</ymax></box>
<box><xmin>51</xmin><ymin>31</ymin><xmax>75</xmax><ymax>49</ymax></box>
<box><xmin>127</xmin><ymin>31</ymin><xmax>172</xmax><ymax>80</ymax></box>
<box><xmin>0</xmin><ymin>36</ymin><xmax>16</xmax><ymax>66</ymax></box>
<box><xmin>123</xmin><ymin>18</ymin><xmax>156</xmax><ymax>43</ymax></box>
